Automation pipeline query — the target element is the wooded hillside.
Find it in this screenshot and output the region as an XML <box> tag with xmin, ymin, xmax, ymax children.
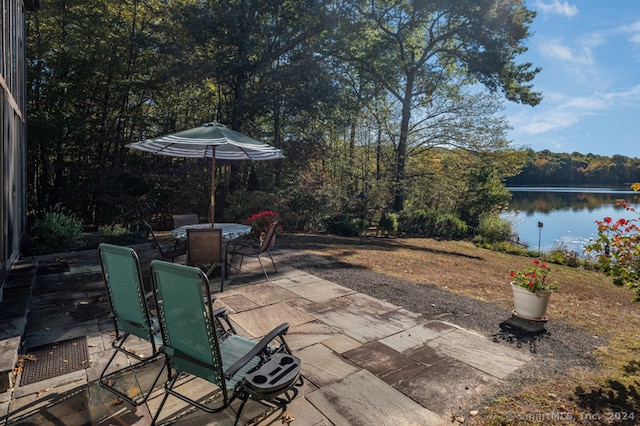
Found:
<box><xmin>505</xmin><ymin>150</ymin><xmax>640</xmax><ymax>186</ymax></box>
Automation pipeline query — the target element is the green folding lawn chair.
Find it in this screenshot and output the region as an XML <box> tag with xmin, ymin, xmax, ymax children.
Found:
<box><xmin>98</xmin><ymin>243</ymin><xmax>168</xmax><ymax>406</ymax></box>
<box><xmin>150</xmin><ymin>260</ymin><xmax>301</xmax><ymax>425</ymax></box>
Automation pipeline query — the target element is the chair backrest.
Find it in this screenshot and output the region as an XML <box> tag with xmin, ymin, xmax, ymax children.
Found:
<box><xmin>173</xmin><ymin>213</ymin><xmax>199</xmax><ymax>229</ymax></box>
<box><xmin>143</xmin><ymin>221</ymin><xmax>161</xmax><ymax>248</ymax></box>
<box><xmin>150</xmin><ymin>260</ymin><xmax>225</xmax><ymax>386</ymax></box>
<box><xmin>259</xmin><ymin>220</ymin><xmax>280</xmax><ymax>252</ymax></box>
<box><xmin>98</xmin><ymin>243</ymin><xmax>156</xmax><ymax>344</ymax></box>
<box><xmin>187</xmin><ymin>228</ymin><xmax>222</xmax><ymax>265</ymax></box>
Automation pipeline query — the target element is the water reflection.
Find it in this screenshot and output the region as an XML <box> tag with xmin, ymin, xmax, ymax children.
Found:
<box><xmin>508</xmin><ymin>190</ymin><xmax>633</xmax><ymax>215</ymax></box>
<box><xmin>503</xmin><ymin>187</ymin><xmax>639</xmax><ymax>255</ymax></box>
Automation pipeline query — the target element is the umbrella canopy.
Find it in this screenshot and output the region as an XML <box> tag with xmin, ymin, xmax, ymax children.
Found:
<box><xmin>127</xmin><ymin>122</ymin><xmax>284</xmax><ymax>223</ymax></box>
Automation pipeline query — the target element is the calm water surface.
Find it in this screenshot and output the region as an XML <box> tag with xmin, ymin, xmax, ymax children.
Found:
<box><xmin>503</xmin><ymin>186</ymin><xmax>639</xmax><ymax>256</ymax></box>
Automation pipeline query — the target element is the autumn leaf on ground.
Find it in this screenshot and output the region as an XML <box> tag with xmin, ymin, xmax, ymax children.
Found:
<box><xmin>282</xmin><ymin>412</ymin><xmax>295</xmax><ymax>424</ymax></box>
<box><xmin>127</xmin><ymin>386</ymin><xmax>142</xmax><ymax>399</ymax></box>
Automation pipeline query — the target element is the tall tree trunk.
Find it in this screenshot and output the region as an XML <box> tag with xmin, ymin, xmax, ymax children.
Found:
<box><xmin>273</xmin><ymin>105</ymin><xmax>283</xmax><ymax>188</ymax></box>
<box><xmin>393</xmin><ymin>76</ymin><xmax>414</xmax><ymax>212</ymax></box>
<box><xmin>349</xmin><ymin>118</ymin><xmax>357</xmax><ymax>193</ymax></box>
<box><xmin>376</xmin><ymin>124</ymin><xmax>382</xmax><ymax>182</ymax></box>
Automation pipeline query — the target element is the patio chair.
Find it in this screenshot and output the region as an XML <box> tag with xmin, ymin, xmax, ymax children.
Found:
<box><xmin>172</xmin><ymin>214</ymin><xmax>199</xmax><ymax>248</ymax></box>
<box><xmin>187</xmin><ymin>227</ymin><xmax>225</xmax><ymax>292</ymax></box>
<box><xmin>144</xmin><ymin>221</ymin><xmax>186</xmax><ymax>262</ymax></box>
<box><xmin>227</xmin><ymin>219</ymin><xmax>279</xmax><ymax>281</ymax></box>
<box><xmin>172</xmin><ymin>213</ymin><xmax>199</xmax><ymax>229</ymax></box>
<box><xmin>97</xmin><ymin>243</ymin><xmax>168</xmax><ymax>406</ymax></box>
<box><xmin>150</xmin><ymin>260</ymin><xmax>301</xmax><ymax>425</ymax></box>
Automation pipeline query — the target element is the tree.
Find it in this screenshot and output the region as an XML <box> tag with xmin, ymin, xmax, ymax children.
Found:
<box><xmin>26</xmin><ymin>0</ymin><xmax>171</xmax><ymax>224</ymax></box>
<box><xmin>335</xmin><ymin>0</ymin><xmax>542</xmax><ymax>211</ymax></box>
<box><xmin>166</xmin><ymin>0</ymin><xmax>331</xmax><ymax>130</ymax></box>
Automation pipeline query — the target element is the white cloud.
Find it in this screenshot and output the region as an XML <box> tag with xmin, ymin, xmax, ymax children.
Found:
<box><xmin>601</xmin><ymin>85</ymin><xmax>640</xmax><ymax>105</ymax></box>
<box><xmin>509</xmin><ymin>85</ymin><xmax>640</xmax><ymax>136</ymax></box>
<box><xmin>563</xmin><ymin>96</ymin><xmax>606</xmax><ymax>111</ymax></box>
<box><xmin>617</xmin><ymin>20</ymin><xmax>640</xmax><ymax>44</ymax></box>
<box><xmin>540</xmin><ymin>39</ymin><xmax>593</xmax><ymax>64</ymax></box>
<box><xmin>535</xmin><ymin>0</ymin><xmax>578</xmax><ymax>17</ymax></box>
<box><xmin>512</xmin><ymin>109</ymin><xmax>580</xmax><ymax>135</ymax></box>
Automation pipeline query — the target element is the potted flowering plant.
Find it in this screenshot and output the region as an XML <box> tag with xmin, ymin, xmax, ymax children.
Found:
<box><xmin>509</xmin><ymin>259</ymin><xmax>559</xmax><ymax>320</ymax></box>
<box><xmin>244</xmin><ymin>211</ymin><xmax>284</xmax><ymax>246</ymax></box>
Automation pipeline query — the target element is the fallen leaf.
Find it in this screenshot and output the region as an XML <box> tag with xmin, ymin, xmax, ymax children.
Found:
<box><xmin>282</xmin><ymin>412</ymin><xmax>295</xmax><ymax>424</ymax></box>
<box><xmin>127</xmin><ymin>386</ymin><xmax>142</xmax><ymax>399</ymax></box>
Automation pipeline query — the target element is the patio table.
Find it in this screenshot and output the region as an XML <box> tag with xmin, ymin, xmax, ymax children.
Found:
<box><xmin>171</xmin><ymin>223</ymin><xmax>252</xmax><ymax>241</ymax></box>
<box><xmin>172</xmin><ymin>223</ymin><xmax>253</xmax><ymax>288</ymax></box>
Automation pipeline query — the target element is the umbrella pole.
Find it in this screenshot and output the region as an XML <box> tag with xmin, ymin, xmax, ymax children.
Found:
<box><xmin>210</xmin><ymin>148</ymin><xmax>216</xmax><ymax>226</ymax></box>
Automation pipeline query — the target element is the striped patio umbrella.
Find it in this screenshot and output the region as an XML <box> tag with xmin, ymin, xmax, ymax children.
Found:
<box><xmin>127</xmin><ymin>122</ymin><xmax>284</xmax><ymax>223</ymax></box>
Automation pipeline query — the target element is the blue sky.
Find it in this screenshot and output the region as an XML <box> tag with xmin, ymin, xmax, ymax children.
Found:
<box><xmin>503</xmin><ymin>1</ymin><xmax>640</xmax><ymax>158</ymax></box>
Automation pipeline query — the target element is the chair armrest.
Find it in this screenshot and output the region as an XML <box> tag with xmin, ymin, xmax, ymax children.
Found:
<box><xmin>224</xmin><ymin>322</ymin><xmax>290</xmax><ymax>379</ymax></box>
<box><xmin>228</xmin><ymin>237</ymin><xmax>260</xmax><ymax>253</ymax></box>
<box><xmin>212</xmin><ymin>306</ymin><xmax>237</xmax><ymax>337</ymax></box>
<box><xmin>212</xmin><ymin>306</ymin><xmax>227</xmax><ymax>317</ymax></box>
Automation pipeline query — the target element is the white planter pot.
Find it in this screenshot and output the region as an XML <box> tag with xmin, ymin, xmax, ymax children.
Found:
<box><xmin>510</xmin><ymin>282</ymin><xmax>552</xmax><ymax>321</ymax></box>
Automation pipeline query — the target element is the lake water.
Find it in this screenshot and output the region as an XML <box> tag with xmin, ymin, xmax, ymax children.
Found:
<box><xmin>502</xmin><ymin>186</ymin><xmax>640</xmax><ymax>256</ymax></box>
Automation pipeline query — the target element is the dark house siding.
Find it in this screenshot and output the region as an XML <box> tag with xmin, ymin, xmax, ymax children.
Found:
<box><xmin>0</xmin><ymin>0</ymin><xmax>29</xmax><ymax>298</ymax></box>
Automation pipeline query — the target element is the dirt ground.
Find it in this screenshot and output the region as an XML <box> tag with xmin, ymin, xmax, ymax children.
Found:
<box><xmin>274</xmin><ymin>233</ymin><xmax>640</xmax><ymax>425</ymax></box>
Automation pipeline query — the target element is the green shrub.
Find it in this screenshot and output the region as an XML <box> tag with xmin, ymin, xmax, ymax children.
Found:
<box><xmin>31</xmin><ymin>206</ymin><xmax>83</xmax><ymax>252</ymax></box>
<box><xmin>353</xmin><ymin>218</ymin><xmax>366</xmax><ymax>235</ymax></box>
<box><xmin>490</xmin><ymin>241</ymin><xmax>529</xmax><ymax>255</ymax></box>
<box><xmin>378</xmin><ymin>212</ymin><xmax>398</xmax><ymax>236</ymax></box>
<box><xmin>476</xmin><ymin>213</ymin><xmax>516</xmax><ymax>244</ymax></box>
<box><xmin>98</xmin><ymin>224</ymin><xmax>128</xmax><ymax>237</ymax></box>
<box><xmin>398</xmin><ymin>209</ymin><xmax>467</xmax><ymax>239</ymax></box>
<box><xmin>434</xmin><ymin>214</ymin><xmax>468</xmax><ymax>239</ymax></box>
<box><xmin>398</xmin><ymin>209</ymin><xmax>438</xmax><ymax>235</ymax></box>
<box><xmin>324</xmin><ymin>214</ymin><xmax>362</xmax><ymax>236</ymax></box>
<box><xmin>546</xmin><ymin>248</ymin><xmax>580</xmax><ymax>268</ymax></box>
<box><xmin>548</xmin><ymin>249</ymin><xmax>566</xmax><ymax>265</ymax></box>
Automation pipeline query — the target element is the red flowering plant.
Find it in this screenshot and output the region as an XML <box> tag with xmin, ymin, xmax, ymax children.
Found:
<box><xmin>585</xmin><ymin>183</ymin><xmax>640</xmax><ymax>301</ymax></box>
<box><xmin>244</xmin><ymin>211</ymin><xmax>284</xmax><ymax>238</ymax></box>
<box><xmin>510</xmin><ymin>259</ymin><xmax>559</xmax><ymax>293</ymax></box>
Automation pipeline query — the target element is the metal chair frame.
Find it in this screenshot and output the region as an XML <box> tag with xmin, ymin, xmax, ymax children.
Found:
<box><xmin>149</xmin><ymin>260</ymin><xmax>300</xmax><ymax>425</ymax></box>
<box><xmin>97</xmin><ymin>243</ymin><xmax>168</xmax><ymax>406</ymax></box>
<box><xmin>144</xmin><ymin>221</ymin><xmax>186</xmax><ymax>262</ymax></box>
<box><xmin>227</xmin><ymin>220</ymin><xmax>279</xmax><ymax>281</ymax></box>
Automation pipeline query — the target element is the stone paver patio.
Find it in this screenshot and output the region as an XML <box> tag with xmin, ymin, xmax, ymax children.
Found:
<box><xmin>0</xmin><ymin>243</ymin><xmax>531</xmax><ymax>425</ymax></box>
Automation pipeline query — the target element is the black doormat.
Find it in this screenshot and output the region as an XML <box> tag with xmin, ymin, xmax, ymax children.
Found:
<box><xmin>36</xmin><ymin>261</ymin><xmax>70</xmax><ymax>275</ymax></box>
<box><xmin>20</xmin><ymin>336</ymin><xmax>90</xmax><ymax>386</ymax></box>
